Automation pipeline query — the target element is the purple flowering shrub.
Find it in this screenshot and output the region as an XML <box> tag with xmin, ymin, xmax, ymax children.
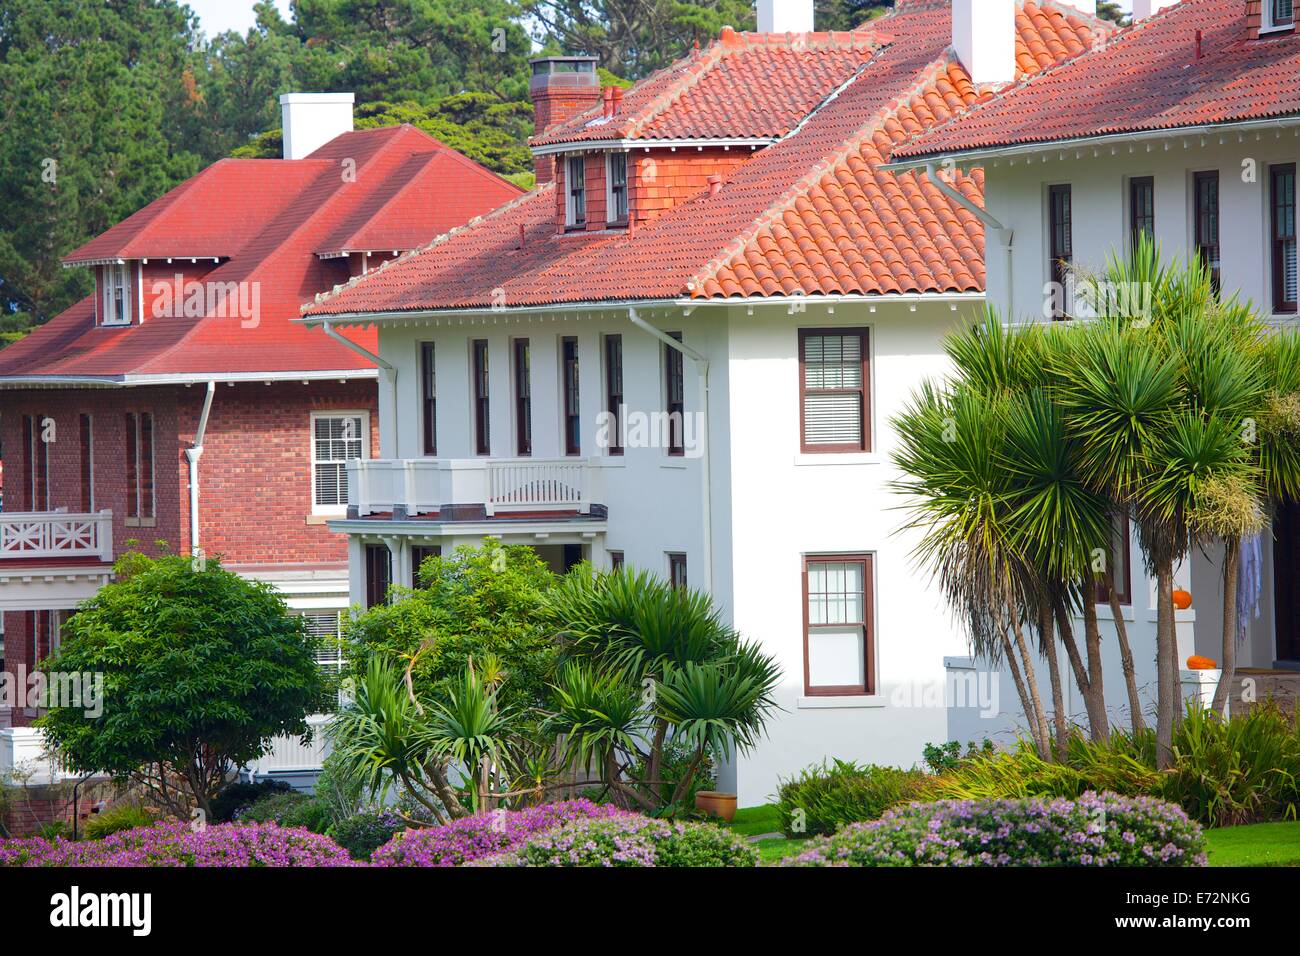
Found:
<box><xmin>0</xmin><ymin>821</ymin><xmax>354</xmax><ymax>867</ymax></box>
<box><xmin>370</xmin><ymin>799</ymin><xmax>625</xmax><ymax>867</ymax></box>
<box><xmin>781</xmin><ymin>792</ymin><xmax>1207</xmax><ymax>867</ymax></box>
<box><xmin>478</xmin><ymin>814</ymin><xmax>758</xmax><ymax>867</ymax></box>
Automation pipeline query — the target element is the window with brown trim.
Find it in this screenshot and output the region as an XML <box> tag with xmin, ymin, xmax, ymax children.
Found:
<box><xmin>1269</xmin><ymin>0</ymin><xmax>1295</xmax><ymax>29</ymax></box>
<box><xmin>513</xmin><ymin>338</ymin><xmax>532</xmax><ymax>456</ymax></box>
<box><xmin>803</xmin><ymin>554</ymin><xmax>874</xmax><ymax>696</ymax></box>
<box><xmin>561</xmin><ymin>336</ymin><xmax>580</xmax><ymax>456</ymax></box>
<box><xmin>472</xmin><ymin>339</ymin><xmax>491</xmax><ymax>455</ymax></box>
<box><xmin>410</xmin><ymin>545</ymin><xmax>441</xmax><ymax>588</ymax></box>
<box><xmin>1194</xmin><ymin>171</ymin><xmax>1221</xmax><ymax>295</ymax></box>
<box><xmin>125</xmin><ymin>412</ymin><xmax>154</xmax><ymax>521</ymax></box>
<box><xmin>665</xmin><ymin>332</ymin><xmax>685</xmax><ymax>456</ymax></box>
<box><xmin>22</xmin><ymin>414</ymin><xmax>50</xmax><ymax>511</ymax></box>
<box><xmin>1094</xmin><ymin>513</ymin><xmax>1132</xmax><ymax>607</ymax></box>
<box><xmin>421</xmin><ymin>342</ymin><xmax>437</xmax><ymax>456</ymax></box>
<box><xmin>1048</xmin><ymin>184</ymin><xmax>1073</xmax><ymax>319</ymax></box>
<box><xmin>668</xmin><ymin>552</ymin><xmax>688</xmax><ymax>589</ymax></box>
<box><xmin>566</xmin><ymin>155</ymin><xmax>586</xmax><ymax>227</ymax></box>
<box><xmin>604</xmin><ymin>334</ymin><xmax>623</xmax><ymax>456</ymax></box>
<box><xmin>799</xmin><ymin>329</ymin><xmax>869</xmax><ymax>453</ymax></box>
<box><xmin>610</xmin><ymin>550</ymin><xmax>625</xmax><ymax>572</ymax></box>
<box><xmin>365</xmin><ymin>544</ymin><xmax>392</xmax><ymax>608</ymax></box>
<box><xmin>80</xmin><ymin>414</ymin><xmax>94</xmax><ymax>512</ymax></box>
<box><xmin>1271</xmin><ymin>163</ymin><xmax>1297</xmax><ymax>314</ymax></box>
<box><xmin>1129</xmin><ymin>176</ymin><xmax>1155</xmax><ymax>250</ymax></box>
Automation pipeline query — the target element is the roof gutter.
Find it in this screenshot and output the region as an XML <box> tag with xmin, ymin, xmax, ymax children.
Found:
<box><xmin>628</xmin><ymin>307</ymin><xmax>713</xmax><ymax>596</ymax></box>
<box><xmin>530</xmin><ymin>137</ymin><xmax>774</xmax><ymax>157</ymax></box>
<box><xmin>321</xmin><ymin>321</ymin><xmax>397</xmax><ymax>458</ymax></box>
<box><xmin>186</xmin><ymin>380</ymin><xmax>216</xmax><ymax>561</ymax></box>
<box><xmin>921</xmin><ymin>162</ymin><xmax>1013</xmax><ymax>319</ymax></box>
<box><xmin>0</xmin><ymin>370</ymin><xmax>379</xmax><ymax>389</ymax></box>
<box><xmin>885</xmin><ymin>114</ymin><xmax>1300</xmax><ymax>173</ymax></box>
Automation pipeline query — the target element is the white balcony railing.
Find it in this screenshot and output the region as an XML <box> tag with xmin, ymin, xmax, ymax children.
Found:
<box><xmin>348</xmin><ymin>458</ymin><xmax>595</xmax><ymax>518</ymax></box>
<box><xmin>247</xmin><ymin>715</ymin><xmax>333</xmax><ymax>776</ymax></box>
<box><xmin>0</xmin><ymin>509</ymin><xmax>113</xmax><ymax>563</ymax></box>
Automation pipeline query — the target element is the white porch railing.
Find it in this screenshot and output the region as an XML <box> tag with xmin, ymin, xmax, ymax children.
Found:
<box><xmin>0</xmin><ymin>510</ymin><xmax>113</xmax><ymax>563</ymax></box>
<box><xmin>247</xmin><ymin>715</ymin><xmax>333</xmax><ymax>775</ymax></box>
<box><xmin>348</xmin><ymin>458</ymin><xmax>595</xmax><ymax>518</ymax></box>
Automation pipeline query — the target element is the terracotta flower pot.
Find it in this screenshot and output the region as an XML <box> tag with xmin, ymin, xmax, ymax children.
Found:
<box><xmin>695</xmin><ymin>790</ymin><xmax>738</xmax><ymax>822</ymax></box>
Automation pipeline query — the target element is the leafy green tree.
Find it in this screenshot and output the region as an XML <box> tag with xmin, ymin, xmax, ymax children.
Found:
<box><xmin>815</xmin><ymin>0</ymin><xmax>892</xmax><ymax>31</ymax></box>
<box><xmin>38</xmin><ymin>554</ymin><xmax>326</xmax><ymax>819</ymax></box>
<box><xmin>341</xmin><ymin>539</ymin><xmax>560</xmax><ymax>712</ymax></box>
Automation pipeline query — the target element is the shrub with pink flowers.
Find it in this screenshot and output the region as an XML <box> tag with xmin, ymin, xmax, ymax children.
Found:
<box><xmin>370</xmin><ymin>799</ymin><xmax>625</xmax><ymax>867</ymax></box>
<box><xmin>780</xmin><ymin>792</ymin><xmax>1207</xmax><ymax>867</ymax></box>
<box><xmin>0</xmin><ymin>821</ymin><xmax>354</xmax><ymax>867</ymax></box>
<box><xmin>478</xmin><ymin>814</ymin><xmax>758</xmax><ymax>867</ymax></box>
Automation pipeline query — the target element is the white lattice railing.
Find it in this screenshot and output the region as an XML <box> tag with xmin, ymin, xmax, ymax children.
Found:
<box><xmin>347</xmin><ymin>459</ymin><xmax>594</xmax><ymax>517</ymax></box>
<box><xmin>0</xmin><ymin>510</ymin><xmax>113</xmax><ymax>562</ymax></box>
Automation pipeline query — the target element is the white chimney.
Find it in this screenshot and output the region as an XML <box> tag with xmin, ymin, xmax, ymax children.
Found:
<box><xmin>952</xmin><ymin>0</ymin><xmax>1016</xmax><ymax>86</ymax></box>
<box><xmin>1132</xmin><ymin>0</ymin><xmax>1181</xmax><ymax>18</ymax></box>
<box><xmin>757</xmin><ymin>0</ymin><xmax>814</xmax><ymax>33</ymax></box>
<box><xmin>279</xmin><ymin>92</ymin><xmax>355</xmax><ymax>160</ymax></box>
<box><xmin>1061</xmin><ymin>1</ymin><xmax>1097</xmax><ymax>13</ymax></box>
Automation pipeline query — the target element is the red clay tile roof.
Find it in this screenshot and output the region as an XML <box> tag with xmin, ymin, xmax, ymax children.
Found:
<box><xmin>1</xmin><ymin>125</ymin><xmax>521</xmax><ymax>382</ymax></box>
<box><xmin>897</xmin><ymin>0</ymin><xmax>1300</xmax><ymax>160</ymax></box>
<box><xmin>305</xmin><ymin>2</ymin><xmax>1104</xmax><ymax>315</ymax></box>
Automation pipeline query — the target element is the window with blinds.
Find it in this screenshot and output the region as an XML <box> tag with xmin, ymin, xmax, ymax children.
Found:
<box><xmin>799</xmin><ymin>329</ymin><xmax>869</xmax><ymax>453</ymax></box>
<box><xmin>313</xmin><ymin>414</ymin><xmax>365</xmax><ymax>509</ymax></box>
<box><xmin>1272</xmin><ymin>164</ymin><xmax>1297</xmax><ymax>313</ymax></box>
<box><xmin>803</xmin><ymin>555</ymin><xmax>873</xmax><ymax>695</ymax></box>
<box><xmin>301</xmin><ymin>611</ymin><xmax>345</xmax><ymax>712</ymax></box>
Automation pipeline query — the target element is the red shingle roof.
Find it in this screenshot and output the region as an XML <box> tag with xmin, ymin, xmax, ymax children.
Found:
<box><xmin>305</xmin><ymin>2</ymin><xmax>1104</xmax><ymax>315</ymax></box>
<box><xmin>896</xmin><ymin>0</ymin><xmax>1300</xmax><ymax>160</ymax></box>
<box><xmin>1</xmin><ymin>125</ymin><xmax>521</xmax><ymax>382</ymax></box>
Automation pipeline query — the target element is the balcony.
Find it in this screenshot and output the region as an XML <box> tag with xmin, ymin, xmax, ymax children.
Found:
<box><xmin>347</xmin><ymin>458</ymin><xmax>599</xmax><ymax>518</ymax></box>
<box><xmin>0</xmin><ymin>510</ymin><xmax>114</xmax><ymax>563</ymax></box>
<box><xmin>0</xmin><ymin>510</ymin><xmax>115</xmax><ymax>611</ymax></box>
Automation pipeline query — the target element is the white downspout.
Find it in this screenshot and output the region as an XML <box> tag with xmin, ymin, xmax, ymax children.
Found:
<box><xmin>321</xmin><ymin>321</ymin><xmax>397</xmax><ymax>458</ymax></box>
<box><xmin>186</xmin><ymin>380</ymin><xmax>216</xmax><ymax>559</ymax></box>
<box><xmin>926</xmin><ymin>162</ymin><xmax>1014</xmax><ymax>318</ymax></box>
<box><xmin>628</xmin><ymin>307</ymin><xmax>713</xmax><ymax>595</ymax></box>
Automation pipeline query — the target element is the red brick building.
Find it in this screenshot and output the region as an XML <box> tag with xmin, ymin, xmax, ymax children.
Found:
<box><xmin>0</xmin><ymin>96</ymin><xmax>520</xmax><ymax>758</ymax></box>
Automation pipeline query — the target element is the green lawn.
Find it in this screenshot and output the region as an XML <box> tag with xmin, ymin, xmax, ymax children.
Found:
<box><xmin>1205</xmin><ymin>821</ymin><xmax>1300</xmax><ymax>867</ymax></box>
<box><xmin>729</xmin><ymin>805</ymin><xmax>1300</xmax><ymax>867</ymax></box>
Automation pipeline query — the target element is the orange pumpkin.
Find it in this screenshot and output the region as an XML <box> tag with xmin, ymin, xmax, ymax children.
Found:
<box><xmin>1186</xmin><ymin>655</ymin><xmax>1217</xmax><ymax>670</ymax></box>
<box><xmin>1172</xmin><ymin>588</ymin><xmax>1193</xmax><ymax>610</ymax></box>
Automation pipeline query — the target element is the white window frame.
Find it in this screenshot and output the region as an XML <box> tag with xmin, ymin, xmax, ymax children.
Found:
<box><xmin>605</xmin><ymin>151</ymin><xmax>629</xmax><ymax>225</ymax></box>
<box><xmin>101</xmin><ymin>262</ymin><xmax>134</xmax><ymax>326</ymax></box>
<box><xmin>1263</xmin><ymin>0</ymin><xmax>1295</xmax><ymax>33</ymax></box>
<box><xmin>311</xmin><ymin>411</ymin><xmax>369</xmax><ymax>515</ymax></box>
<box><xmin>300</xmin><ymin>609</ymin><xmax>347</xmax><ymax>713</ymax></box>
<box><xmin>565</xmin><ymin>154</ymin><xmax>587</xmax><ymax>228</ymax></box>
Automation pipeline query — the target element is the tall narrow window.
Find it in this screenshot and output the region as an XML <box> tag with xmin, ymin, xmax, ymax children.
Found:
<box><xmin>562</xmin><ymin>336</ymin><xmax>580</xmax><ymax>456</ymax></box>
<box><xmin>364</xmin><ymin>544</ymin><xmax>392</xmax><ymax>608</ymax></box>
<box><xmin>420</xmin><ymin>342</ymin><xmax>437</xmax><ymax>456</ymax></box>
<box><xmin>79</xmin><ymin>414</ymin><xmax>94</xmax><ymax>512</ymax></box>
<box><xmin>803</xmin><ymin>555</ymin><xmax>873</xmax><ymax>696</ymax></box>
<box><xmin>312</xmin><ymin>414</ymin><xmax>364</xmax><ymax>511</ymax></box>
<box><xmin>301</xmin><ymin>611</ymin><xmax>345</xmax><ymax>712</ymax></box>
<box><xmin>668</xmin><ymin>553</ymin><xmax>688</xmax><ymax>589</ymax></box>
<box><xmin>664</xmin><ymin>333</ymin><xmax>685</xmax><ymax>456</ymax></box>
<box><xmin>125</xmin><ymin>412</ymin><xmax>154</xmax><ymax>521</ymax></box>
<box><xmin>1272</xmin><ymin>163</ymin><xmax>1297</xmax><ymax>313</ymax></box>
<box><xmin>23</xmin><ymin>415</ymin><xmax>50</xmax><ymax>511</ymax></box>
<box><xmin>101</xmin><ymin>263</ymin><xmax>133</xmax><ymax>326</ymax></box>
<box><xmin>513</xmin><ymin>338</ymin><xmax>532</xmax><ymax>456</ymax></box>
<box><xmin>1094</xmin><ymin>513</ymin><xmax>1132</xmax><ymax>606</ymax></box>
<box><xmin>472</xmin><ymin>339</ymin><xmax>491</xmax><ymax>455</ymax></box>
<box><xmin>566</xmin><ymin>156</ymin><xmax>586</xmax><ymax>227</ymax></box>
<box><xmin>410</xmin><ymin>545</ymin><xmax>441</xmax><ymax>588</ymax></box>
<box><xmin>609</xmin><ymin>550</ymin><xmax>625</xmax><ymax>572</ymax></box>
<box><xmin>799</xmin><ymin>329</ymin><xmax>869</xmax><ymax>453</ymax></box>
<box><xmin>1129</xmin><ymin>176</ymin><xmax>1155</xmax><ymax>250</ymax></box>
<box><xmin>1269</xmin><ymin>0</ymin><xmax>1294</xmax><ymax>28</ymax></box>
<box><xmin>1048</xmin><ymin>184</ymin><xmax>1073</xmax><ymax>319</ymax></box>
<box><xmin>1194</xmin><ymin>171</ymin><xmax>1221</xmax><ymax>294</ymax></box>
<box><xmin>604</xmin><ymin>334</ymin><xmax>623</xmax><ymax>456</ymax></box>
<box><xmin>607</xmin><ymin>152</ymin><xmax>628</xmax><ymax>224</ymax></box>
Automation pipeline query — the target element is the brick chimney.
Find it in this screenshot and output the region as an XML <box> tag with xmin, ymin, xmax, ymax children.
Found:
<box><xmin>952</xmin><ymin>0</ymin><xmax>1016</xmax><ymax>86</ymax></box>
<box><xmin>530</xmin><ymin>56</ymin><xmax>601</xmax><ymax>184</ymax></box>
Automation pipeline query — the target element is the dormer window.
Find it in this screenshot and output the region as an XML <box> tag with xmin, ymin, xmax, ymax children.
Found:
<box><xmin>1265</xmin><ymin>0</ymin><xmax>1295</xmax><ymax>32</ymax></box>
<box><xmin>607</xmin><ymin>152</ymin><xmax>629</xmax><ymax>225</ymax></box>
<box><xmin>101</xmin><ymin>263</ymin><xmax>133</xmax><ymax>326</ymax></box>
<box><xmin>565</xmin><ymin>155</ymin><xmax>586</xmax><ymax>228</ymax></box>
